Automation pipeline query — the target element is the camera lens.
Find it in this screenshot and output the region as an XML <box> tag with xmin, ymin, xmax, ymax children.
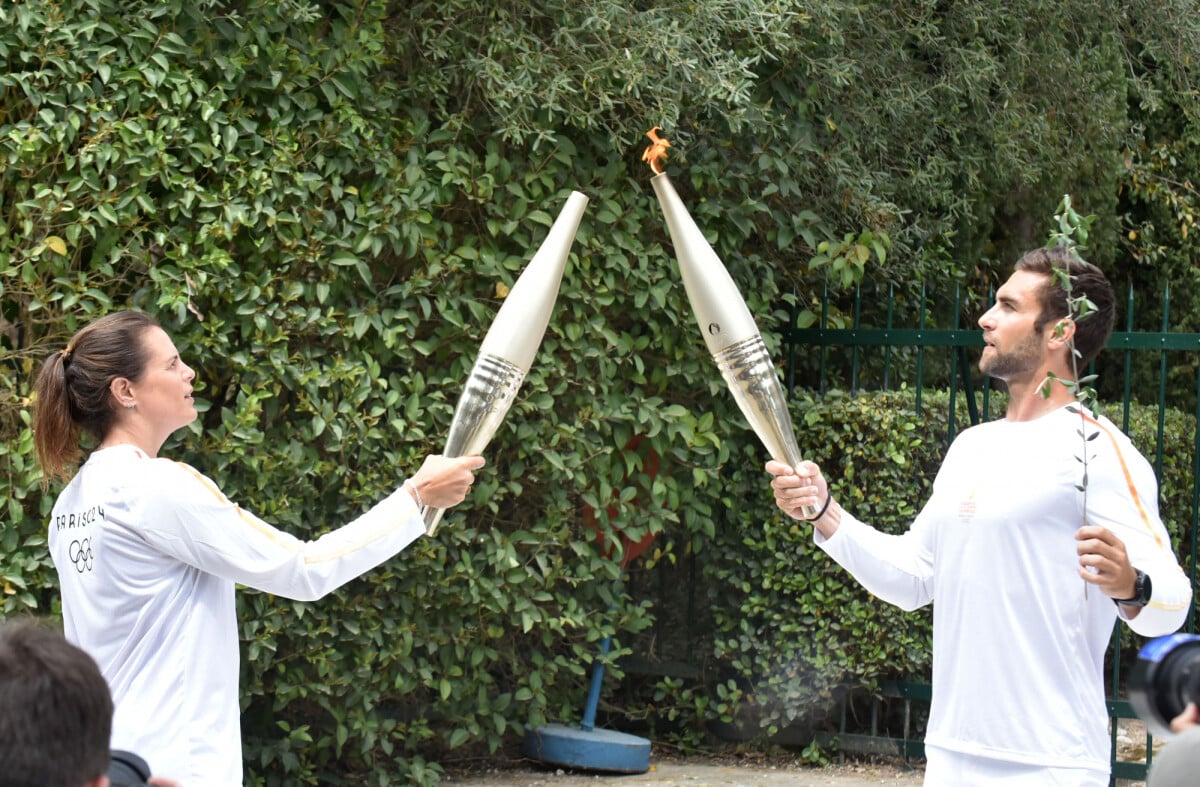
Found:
<box><xmin>1131</xmin><ymin>634</ymin><xmax>1200</xmax><ymax>737</ymax></box>
<box><xmin>106</xmin><ymin>749</ymin><xmax>152</xmax><ymax>787</ymax></box>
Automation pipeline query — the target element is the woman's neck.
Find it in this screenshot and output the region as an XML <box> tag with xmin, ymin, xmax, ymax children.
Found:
<box><xmin>98</xmin><ymin>427</ymin><xmax>160</xmax><ymax>458</ymax></box>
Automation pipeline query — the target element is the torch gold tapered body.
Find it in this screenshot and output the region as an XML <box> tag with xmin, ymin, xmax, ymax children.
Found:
<box><xmin>650</xmin><ymin>172</ymin><xmax>816</xmax><ymax>517</ymax></box>
<box><xmin>425</xmin><ymin>191</ymin><xmax>589</xmax><ymax>534</ymax></box>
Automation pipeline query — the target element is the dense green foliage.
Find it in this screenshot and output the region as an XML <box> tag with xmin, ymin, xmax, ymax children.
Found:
<box><xmin>3</xmin><ymin>0</ymin><xmax>1200</xmax><ymax>783</ymax></box>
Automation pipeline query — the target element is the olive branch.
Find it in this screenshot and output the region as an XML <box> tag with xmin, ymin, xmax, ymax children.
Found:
<box><xmin>1037</xmin><ymin>195</ymin><xmax>1100</xmax><ymax>595</ymax></box>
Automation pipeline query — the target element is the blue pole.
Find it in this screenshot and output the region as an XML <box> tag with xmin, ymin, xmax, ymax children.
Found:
<box><xmin>580</xmin><ymin>636</ymin><xmax>612</xmax><ymax>732</ymax></box>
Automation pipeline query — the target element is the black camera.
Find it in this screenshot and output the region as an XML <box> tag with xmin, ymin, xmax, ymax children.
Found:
<box><xmin>1130</xmin><ymin>633</ymin><xmax>1200</xmax><ymax>737</ymax></box>
<box><xmin>106</xmin><ymin>750</ymin><xmax>152</xmax><ymax>787</ymax></box>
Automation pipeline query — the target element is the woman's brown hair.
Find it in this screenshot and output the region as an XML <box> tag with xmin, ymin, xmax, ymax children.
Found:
<box><xmin>33</xmin><ymin>311</ymin><xmax>160</xmax><ymax>483</ymax></box>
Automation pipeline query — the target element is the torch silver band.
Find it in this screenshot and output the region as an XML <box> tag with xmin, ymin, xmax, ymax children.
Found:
<box><xmin>713</xmin><ymin>335</ymin><xmax>818</xmax><ymax>518</ymax></box>
<box><xmin>442</xmin><ymin>354</ymin><xmax>527</xmax><ymax>457</ymax></box>
<box><xmin>424</xmin><ymin>353</ymin><xmax>527</xmax><ymax>535</ymax></box>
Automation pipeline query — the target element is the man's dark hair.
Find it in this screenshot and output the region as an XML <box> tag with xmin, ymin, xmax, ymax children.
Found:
<box><xmin>0</xmin><ymin>618</ymin><xmax>112</xmax><ymax>787</ymax></box>
<box><xmin>1014</xmin><ymin>246</ymin><xmax>1116</xmax><ymax>366</ymax></box>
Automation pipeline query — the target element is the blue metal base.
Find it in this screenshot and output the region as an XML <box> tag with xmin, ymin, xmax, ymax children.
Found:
<box><xmin>522</xmin><ymin>723</ymin><xmax>651</xmax><ymax>774</ymax></box>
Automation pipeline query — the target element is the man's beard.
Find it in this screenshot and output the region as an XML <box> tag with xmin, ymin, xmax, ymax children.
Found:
<box><xmin>979</xmin><ymin>333</ymin><xmax>1043</xmax><ymax>381</ymax></box>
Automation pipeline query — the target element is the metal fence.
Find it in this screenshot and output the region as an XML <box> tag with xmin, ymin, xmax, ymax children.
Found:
<box><xmin>781</xmin><ymin>279</ymin><xmax>1200</xmax><ymax>784</ymax></box>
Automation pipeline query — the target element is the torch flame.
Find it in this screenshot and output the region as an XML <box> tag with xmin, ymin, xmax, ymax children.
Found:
<box><xmin>642</xmin><ymin>126</ymin><xmax>672</xmax><ymax>175</ymax></box>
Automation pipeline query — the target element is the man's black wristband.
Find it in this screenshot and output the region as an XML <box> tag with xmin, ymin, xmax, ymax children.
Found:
<box><xmin>809</xmin><ymin>493</ymin><xmax>833</xmax><ymax>521</ymax></box>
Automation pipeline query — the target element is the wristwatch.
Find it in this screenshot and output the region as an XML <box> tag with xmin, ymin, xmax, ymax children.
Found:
<box><xmin>1112</xmin><ymin>568</ymin><xmax>1152</xmax><ymax>607</ymax></box>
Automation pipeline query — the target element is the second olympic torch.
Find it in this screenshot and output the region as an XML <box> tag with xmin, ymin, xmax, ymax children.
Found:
<box><xmin>424</xmin><ymin>191</ymin><xmax>590</xmax><ymax>535</ymax></box>
<box><xmin>643</xmin><ymin>129</ymin><xmax>817</xmax><ymax>518</ymax></box>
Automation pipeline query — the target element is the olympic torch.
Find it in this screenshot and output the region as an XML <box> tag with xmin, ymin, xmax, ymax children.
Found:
<box><xmin>643</xmin><ymin>128</ymin><xmax>817</xmax><ymax>517</ymax></box>
<box><xmin>424</xmin><ymin>191</ymin><xmax>590</xmax><ymax>535</ymax></box>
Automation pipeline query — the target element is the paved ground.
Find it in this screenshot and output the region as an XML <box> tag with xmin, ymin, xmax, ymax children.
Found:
<box><xmin>441</xmin><ymin>719</ymin><xmax>1158</xmax><ymax>786</ymax></box>
<box><xmin>443</xmin><ymin>756</ymin><xmax>925</xmax><ymax>786</ymax></box>
<box><xmin>443</xmin><ymin>752</ymin><xmax>1152</xmax><ymax>786</ymax></box>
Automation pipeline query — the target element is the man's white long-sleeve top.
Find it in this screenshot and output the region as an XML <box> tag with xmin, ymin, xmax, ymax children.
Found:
<box><xmin>817</xmin><ymin>406</ymin><xmax>1191</xmax><ymax>773</ymax></box>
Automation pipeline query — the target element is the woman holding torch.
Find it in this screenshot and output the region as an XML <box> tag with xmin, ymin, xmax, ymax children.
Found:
<box><xmin>33</xmin><ymin>310</ymin><xmax>484</xmax><ymax>786</ymax></box>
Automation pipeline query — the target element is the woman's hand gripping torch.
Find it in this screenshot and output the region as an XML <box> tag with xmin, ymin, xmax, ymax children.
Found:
<box><xmin>643</xmin><ymin>128</ymin><xmax>817</xmax><ymax>518</ymax></box>
<box><xmin>424</xmin><ymin>191</ymin><xmax>590</xmax><ymax>535</ymax></box>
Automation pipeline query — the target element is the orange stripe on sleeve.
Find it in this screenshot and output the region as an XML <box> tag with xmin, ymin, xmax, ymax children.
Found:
<box><xmin>1081</xmin><ymin>412</ymin><xmax>1163</xmax><ymax>549</ymax></box>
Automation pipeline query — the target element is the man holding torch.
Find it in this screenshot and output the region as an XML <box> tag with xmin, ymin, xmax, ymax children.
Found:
<box><xmin>768</xmin><ymin>247</ymin><xmax>1192</xmax><ymax>786</ymax></box>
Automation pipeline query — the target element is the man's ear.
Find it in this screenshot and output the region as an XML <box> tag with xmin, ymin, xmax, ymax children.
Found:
<box><xmin>85</xmin><ymin>775</ymin><xmax>110</xmax><ymax>787</ymax></box>
<box><xmin>1048</xmin><ymin>318</ymin><xmax>1076</xmax><ymax>348</ymax></box>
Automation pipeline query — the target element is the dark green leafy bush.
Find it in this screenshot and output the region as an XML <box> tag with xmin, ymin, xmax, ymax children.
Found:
<box><xmin>3</xmin><ymin>1</ymin><xmax>1200</xmax><ymax>784</ymax></box>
